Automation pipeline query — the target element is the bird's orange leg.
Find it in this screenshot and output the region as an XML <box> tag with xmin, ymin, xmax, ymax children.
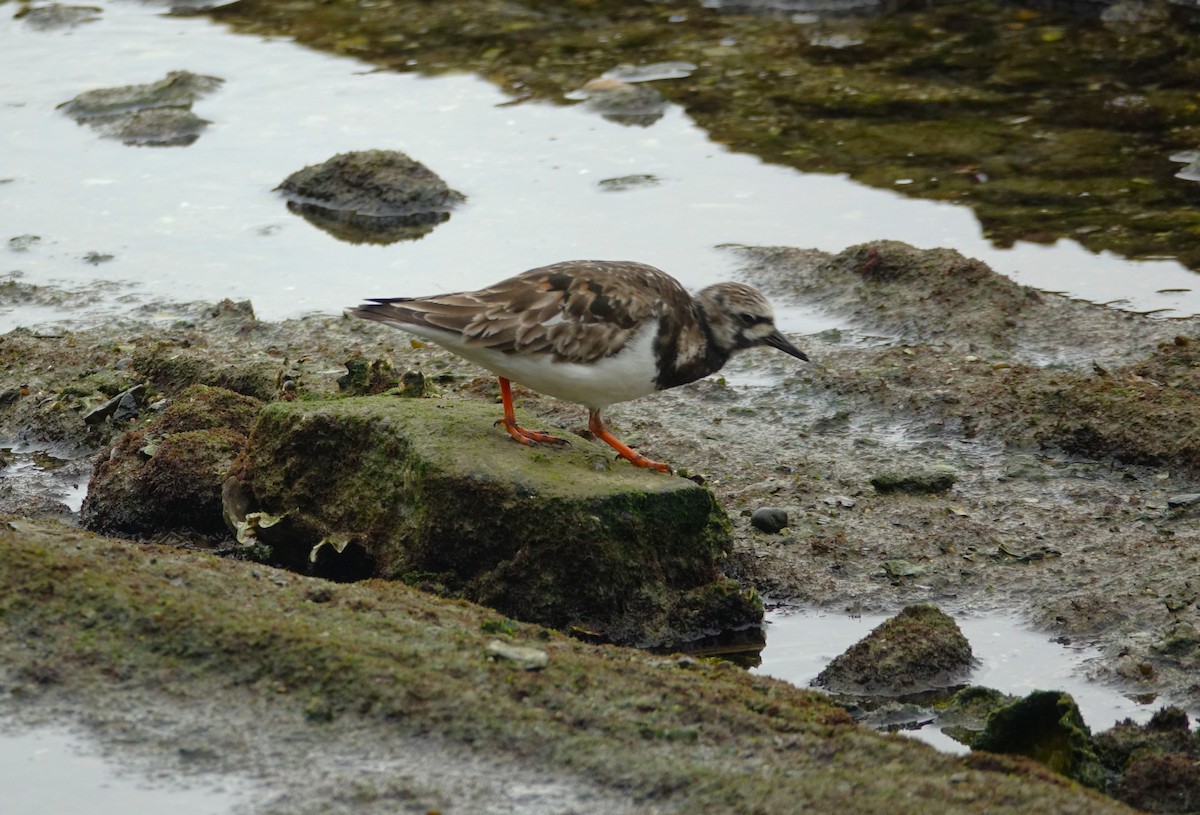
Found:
<box><xmin>588</xmin><ymin>409</ymin><xmax>672</xmax><ymax>474</ymax></box>
<box><xmin>495</xmin><ymin>378</ymin><xmax>569</xmax><ymax>446</ymax></box>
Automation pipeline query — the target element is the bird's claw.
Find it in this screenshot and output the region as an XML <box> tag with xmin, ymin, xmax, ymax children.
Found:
<box><xmin>612</xmin><ymin>451</ymin><xmax>673</xmax><ymax>474</ymax></box>
<box><xmin>496</xmin><ymin>418</ymin><xmax>569</xmax><ymax>446</ymax></box>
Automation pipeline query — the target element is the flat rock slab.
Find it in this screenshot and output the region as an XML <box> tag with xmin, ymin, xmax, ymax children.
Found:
<box><xmin>235</xmin><ymin>396</ymin><xmax>760</xmax><ymax>647</ymax></box>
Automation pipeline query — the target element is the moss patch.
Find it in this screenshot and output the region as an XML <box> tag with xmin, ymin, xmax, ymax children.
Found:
<box><xmin>0</xmin><ymin>518</ymin><xmax>1137</xmax><ymax>814</ymax></box>
<box><xmin>974</xmin><ymin>690</ymin><xmax>1109</xmax><ymax>789</ymax></box>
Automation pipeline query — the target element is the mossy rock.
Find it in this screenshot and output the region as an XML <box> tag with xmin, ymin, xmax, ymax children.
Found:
<box><xmin>814</xmin><ymin>604</ymin><xmax>973</xmax><ymax>695</ymax></box>
<box><xmin>0</xmin><ymin>518</ymin><xmax>1139</xmax><ymax>814</ymax></box>
<box><xmin>1094</xmin><ymin>706</ymin><xmax>1200</xmax><ymax>771</ymax></box>
<box><xmin>235</xmin><ymin>395</ymin><xmax>759</xmax><ymax>647</ymax></box>
<box><xmin>82</xmin><ymin>427</ymin><xmax>247</xmax><ymax>537</ymax></box>
<box><xmin>1093</xmin><ymin>706</ymin><xmax>1200</xmax><ymax>810</ymax></box>
<box><xmin>973</xmin><ymin>690</ymin><xmax>1110</xmax><ymax>789</ymax></box>
<box><xmin>80</xmin><ymin>384</ymin><xmax>263</xmax><ymax>538</ymax></box>
<box><xmin>1115</xmin><ymin>753</ymin><xmax>1200</xmax><ymax>813</ymax></box>
<box><xmin>154</xmin><ymin>383</ymin><xmax>264</xmax><ymax>436</ymax></box>
<box><xmin>276</xmin><ymin>150</ymin><xmax>465</xmax><ymax>244</ymax></box>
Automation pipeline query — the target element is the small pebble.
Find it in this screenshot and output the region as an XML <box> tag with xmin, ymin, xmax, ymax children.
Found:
<box><xmin>751</xmin><ymin>507</ymin><xmax>789</xmax><ymax>534</ymax></box>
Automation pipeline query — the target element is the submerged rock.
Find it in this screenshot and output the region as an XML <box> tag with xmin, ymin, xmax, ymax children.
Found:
<box><xmin>16</xmin><ymin>3</ymin><xmax>102</xmax><ymax>29</ymax></box>
<box><xmin>937</xmin><ymin>685</ymin><xmax>1016</xmax><ymax>746</ymax></box>
<box><xmin>91</xmin><ymin>107</ymin><xmax>212</xmax><ymax>147</ymax></box>
<box><xmin>276</xmin><ymin>150</ymin><xmax>465</xmax><ymax>244</ymax></box>
<box><xmin>57</xmin><ymin>70</ymin><xmax>223</xmax><ymax>147</ymax></box>
<box><xmin>598</xmin><ymin>174</ymin><xmax>662</xmax><ymax>192</ymax></box>
<box><xmin>231</xmin><ymin>395</ymin><xmax>760</xmax><ymax>647</ymax></box>
<box><xmin>814</xmin><ymin>604</ymin><xmax>973</xmax><ymax>695</ymax></box>
<box><xmin>577</xmin><ymin>78</ymin><xmax>667</xmax><ymax>127</ymax></box>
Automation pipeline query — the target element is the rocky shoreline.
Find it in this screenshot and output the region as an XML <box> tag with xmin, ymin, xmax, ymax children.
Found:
<box><xmin>3</xmin><ymin>239</ymin><xmax>1199</xmax><ymax>810</ymax></box>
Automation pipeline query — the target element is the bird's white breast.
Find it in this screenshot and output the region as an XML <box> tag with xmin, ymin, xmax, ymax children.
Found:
<box><xmin>398</xmin><ymin>323</ymin><xmax>661</xmax><ymax>410</ymax></box>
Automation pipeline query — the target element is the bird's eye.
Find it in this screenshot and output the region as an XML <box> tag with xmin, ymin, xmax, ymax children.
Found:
<box><xmin>738</xmin><ymin>313</ymin><xmax>757</xmax><ymax>327</ymax></box>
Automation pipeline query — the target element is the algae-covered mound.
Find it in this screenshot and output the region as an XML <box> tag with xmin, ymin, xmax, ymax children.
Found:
<box><xmin>0</xmin><ymin>518</ymin><xmax>1137</xmax><ymax>815</ymax></box>
<box><xmin>815</xmin><ymin>604</ymin><xmax>973</xmax><ymax>695</ymax></box>
<box><xmin>81</xmin><ymin>384</ymin><xmax>263</xmax><ymax>538</ymax></box>
<box><xmin>1095</xmin><ymin>706</ymin><xmax>1200</xmax><ymax>812</ymax></box>
<box><xmin>276</xmin><ymin>150</ymin><xmax>465</xmax><ymax>244</ymax></box>
<box><xmin>973</xmin><ymin>690</ymin><xmax>1109</xmax><ymax>789</ymax></box>
<box><xmin>232</xmin><ymin>395</ymin><xmax>759</xmax><ymax>647</ymax></box>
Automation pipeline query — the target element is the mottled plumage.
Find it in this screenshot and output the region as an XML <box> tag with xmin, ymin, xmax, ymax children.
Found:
<box><xmin>348</xmin><ymin>260</ymin><xmax>808</xmax><ymax>472</ymax></box>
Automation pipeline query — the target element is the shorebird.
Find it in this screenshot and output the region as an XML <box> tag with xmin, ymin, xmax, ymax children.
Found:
<box><xmin>347</xmin><ymin>260</ymin><xmax>808</xmax><ymax>473</ymax></box>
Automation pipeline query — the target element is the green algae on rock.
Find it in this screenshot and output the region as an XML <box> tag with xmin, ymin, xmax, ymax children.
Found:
<box><xmin>871</xmin><ymin>467</ymin><xmax>958</xmax><ymax>495</ymax></box>
<box><xmin>234</xmin><ymin>395</ymin><xmax>759</xmax><ymax>647</ymax></box>
<box><xmin>815</xmin><ymin>604</ymin><xmax>973</xmax><ymax>695</ymax></box>
<box><xmin>131</xmin><ymin>339</ymin><xmax>281</xmax><ymax>402</ymax></box>
<box><xmin>973</xmin><ymin>690</ymin><xmax>1109</xmax><ymax>789</ymax></box>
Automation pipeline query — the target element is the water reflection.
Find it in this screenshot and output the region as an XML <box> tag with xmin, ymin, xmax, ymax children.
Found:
<box><xmin>2</xmin><ymin>0</ymin><xmax>1200</xmax><ymax>330</ymax></box>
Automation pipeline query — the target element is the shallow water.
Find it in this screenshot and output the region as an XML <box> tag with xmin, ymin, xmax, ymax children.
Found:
<box><xmin>0</xmin><ymin>723</ymin><xmax>246</xmax><ymax>815</ymax></box>
<box><xmin>0</xmin><ymin>441</ymin><xmax>90</xmax><ymax>513</ymax></box>
<box><xmin>1</xmin><ymin>0</ymin><xmax>1198</xmax><ymax>334</ymax></box>
<box><xmin>755</xmin><ymin>608</ymin><xmax>1166</xmax><ymax>753</ymax></box>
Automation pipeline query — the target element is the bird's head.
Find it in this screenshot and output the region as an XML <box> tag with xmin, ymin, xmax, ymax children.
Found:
<box><xmin>696</xmin><ymin>282</ymin><xmax>809</xmax><ymax>362</ymax></box>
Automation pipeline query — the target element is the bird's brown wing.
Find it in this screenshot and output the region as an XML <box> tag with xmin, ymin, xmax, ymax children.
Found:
<box><xmin>349</xmin><ymin>260</ymin><xmax>694</xmax><ymax>365</ymax></box>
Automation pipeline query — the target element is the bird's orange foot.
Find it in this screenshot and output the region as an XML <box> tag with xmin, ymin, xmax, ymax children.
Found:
<box><xmin>495</xmin><ymin>418</ymin><xmax>570</xmax><ymax>447</ymax></box>
<box><xmin>615</xmin><ymin>450</ymin><xmax>673</xmax><ymax>474</ymax></box>
<box><xmin>588</xmin><ymin>409</ymin><xmax>673</xmax><ymax>474</ymax></box>
<box><xmin>495</xmin><ymin>377</ymin><xmax>569</xmax><ymax>446</ymax></box>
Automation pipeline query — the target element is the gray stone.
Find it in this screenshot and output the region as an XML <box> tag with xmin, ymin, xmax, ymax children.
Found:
<box><xmin>276</xmin><ymin>150</ymin><xmax>465</xmax><ymax>245</ymax></box>
<box><xmin>750</xmin><ymin>506</ymin><xmax>789</xmax><ymax>533</ymax></box>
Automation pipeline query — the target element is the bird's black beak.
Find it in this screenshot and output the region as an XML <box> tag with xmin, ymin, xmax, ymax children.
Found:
<box><xmin>763</xmin><ymin>329</ymin><xmax>809</xmax><ymax>362</ymax></box>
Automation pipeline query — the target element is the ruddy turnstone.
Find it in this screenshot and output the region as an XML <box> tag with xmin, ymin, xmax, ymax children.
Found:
<box><xmin>347</xmin><ymin>260</ymin><xmax>808</xmax><ymax>473</ymax></box>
